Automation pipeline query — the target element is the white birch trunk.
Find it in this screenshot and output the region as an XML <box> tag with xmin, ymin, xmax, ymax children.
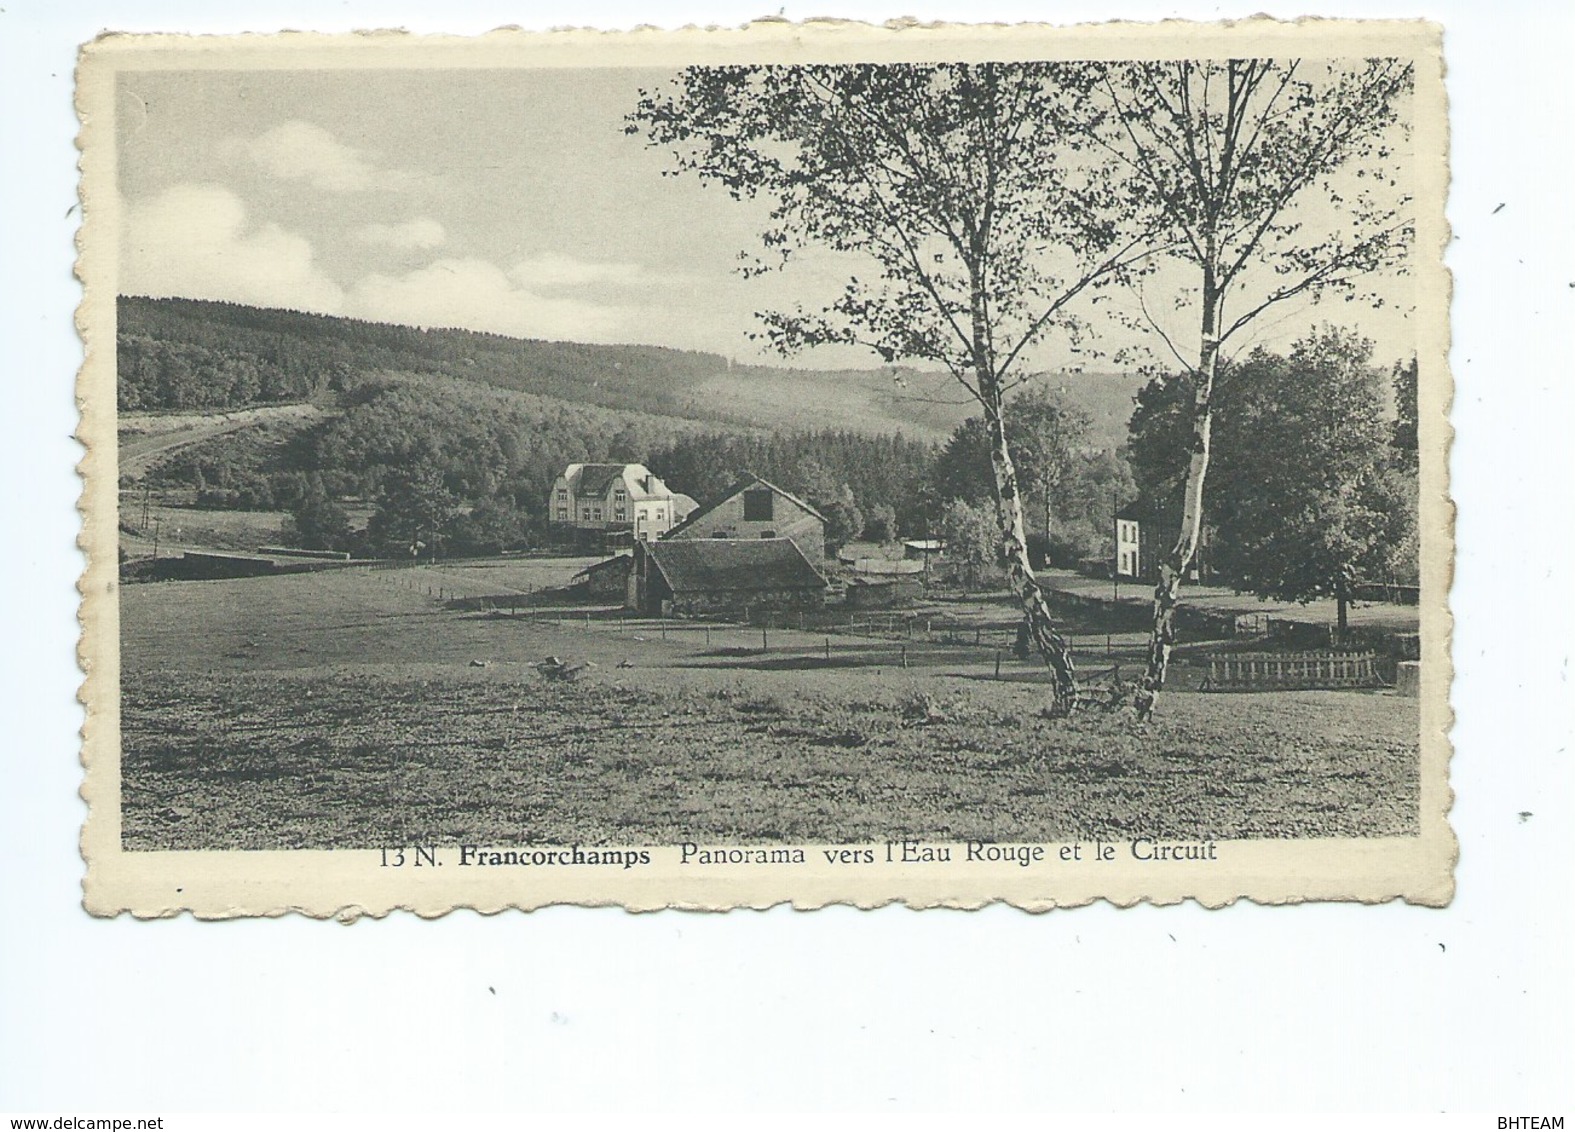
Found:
<box><xmin>1134</xmin><ymin>278</ymin><xmax>1221</xmax><ymax>720</ymax></box>
<box><xmin>984</xmin><ymin>392</ymin><xmax>1078</xmax><ymax>710</ymax></box>
<box><xmin>970</xmin><ymin>304</ymin><xmax>1077</xmax><ymax>711</ymax></box>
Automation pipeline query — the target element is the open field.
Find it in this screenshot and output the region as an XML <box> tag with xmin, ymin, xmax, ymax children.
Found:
<box><xmin>119</xmin><ymin>501</ymin><xmax>291</xmax><ymax>556</ymax></box>
<box><xmin>119</xmin><ymin>563</ymin><xmax>1421</xmax><ymax>850</ymax></box>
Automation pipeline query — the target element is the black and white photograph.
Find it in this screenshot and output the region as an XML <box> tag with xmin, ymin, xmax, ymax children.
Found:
<box><xmin>8</xmin><ymin>1</ymin><xmax>1573</xmax><ymax>1118</ymax></box>
<box><xmin>78</xmin><ymin>21</ymin><xmax>1451</xmax><ymax>912</ymax></box>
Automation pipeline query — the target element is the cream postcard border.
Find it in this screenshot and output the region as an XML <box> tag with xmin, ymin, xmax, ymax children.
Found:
<box><xmin>76</xmin><ymin>18</ymin><xmax>1454</xmax><ymax>918</ymax></box>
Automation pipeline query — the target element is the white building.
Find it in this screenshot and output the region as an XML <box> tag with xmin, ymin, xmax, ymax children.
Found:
<box><xmin>548</xmin><ymin>463</ymin><xmax>697</xmax><ymax>542</ymax></box>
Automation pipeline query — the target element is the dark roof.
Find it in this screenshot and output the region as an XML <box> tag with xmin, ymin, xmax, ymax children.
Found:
<box><xmin>647</xmin><ymin>538</ymin><xmax>827</xmax><ymax>594</ymax></box>
<box><xmin>848</xmin><ymin>557</ymin><xmax>924</xmax><ymax>577</ymax></box>
<box><xmin>662</xmin><ymin>473</ymin><xmax>826</xmax><ymax>540</ymax></box>
<box><xmin>848</xmin><ymin>574</ymin><xmax>922</xmax><ymax>588</ymax></box>
<box><xmin>573</xmin><ymin>464</ymin><xmax>631</xmax><ymax>497</ymax></box>
<box><xmin>572</xmin><ymin>553</ymin><xmax>632</xmax><ymax>580</ymax></box>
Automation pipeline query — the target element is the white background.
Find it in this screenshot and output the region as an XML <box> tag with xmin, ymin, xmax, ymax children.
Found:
<box><xmin>2</xmin><ymin>0</ymin><xmax>1571</xmax><ymax>1114</ymax></box>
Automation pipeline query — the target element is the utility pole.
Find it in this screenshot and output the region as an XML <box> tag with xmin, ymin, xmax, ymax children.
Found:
<box><xmin>1108</xmin><ymin>489</ymin><xmax>1119</xmax><ymax>659</ymax></box>
<box><xmin>152</xmin><ymin>517</ymin><xmax>162</xmax><ymax>559</ymax></box>
<box><xmin>1112</xmin><ymin>487</ymin><xmax>1120</xmax><ymax>604</ymax></box>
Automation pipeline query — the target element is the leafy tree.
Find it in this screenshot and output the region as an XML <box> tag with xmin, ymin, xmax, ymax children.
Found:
<box><xmin>1084</xmin><ymin>58</ymin><xmax>1415</xmax><ymax>716</ymax></box>
<box><xmin>1211</xmin><ymin>330</ymin><xmax>1414</xmax><ymax>631</ymax></box>
<box><xmin>1009</xmin><ymin>386</ymin><xmax>1092</xmax><ymax>543</ymax></box>
<box><xmin>1391</xmin><ymin>356</ymin><xmax>1419</xmax><ymax>466</ymax></box>
<box><xmin>631</xmin><ymin>63</ymin><xmax>1160</xmax><ymax>711</ymax></box>
<box><xmin>1129</xmin><ymin>329</ymin><xmax>1418</xmax><ymax>633</ymax></box>
<box><xmin>861</xmin><ymin>503</ymin><xmax>898</xmax><ymax>544</ymax></box>
<box><xmin>1053</xmin><ymin>448</ymin><xmax>1138</xmax><ymax>566</ymax></box>
<box><xmin>929</xmin><ymin>417</ymin><xmax>998</xmax><ymax>507</ymax></box>
<box><xmin>932</xmin><ymin>387</ymin><xmax>1093</xmax><ymax>542</ymax></box>
<box><xmin>288</xmin><ymin>479</ymin><xmax>354</xmax><ymax>552</ymax></box>
<box><xmin>447</xmin><ymin>497</ymin><xmax>531</xmax><ymax>557</ymax></box>
<box><xmin>798</xmin><ymin>468</ymin><xmax>863</xmax><ymax>554</ymax></box>
<box><xmin>932</xmin><ymin>386</ymin><xmax>1128</xmax><ymax>566</ymax></box>
<box><xmin>368</xmin><ymin>461</ymin><xmax>457</xmax><ymax>558</ymax></box>
<box><xmin>939</xmin><ymin>498</ymin><xmax>998</xmax><ymax>591</ymax></box>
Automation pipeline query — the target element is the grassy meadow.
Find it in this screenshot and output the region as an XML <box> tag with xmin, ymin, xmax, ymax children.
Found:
<box><xmin>118</xmin><ymin>563</ymin><xmax>1421</xmax><ymax>850</ymax></box>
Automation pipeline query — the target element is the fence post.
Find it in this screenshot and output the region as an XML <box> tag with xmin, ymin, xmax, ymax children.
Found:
<box><xmin>762</xmin><ymin>626</ymin><xmax>768</xmax><ymax>652</ymax></box>
<box><xmin>824</xmin><ymin>637</ymin><xmax>830</xmax><ymax>661</ymax></box>
<box><xmin>901</xmin><ymin>644</ymin><xmax>907</xmax><ymax>669</ymax></box>
<box><xmin>994</xmin><ymin>650</ymin><xmax>1001</xmax><ymax>679</ymax></box>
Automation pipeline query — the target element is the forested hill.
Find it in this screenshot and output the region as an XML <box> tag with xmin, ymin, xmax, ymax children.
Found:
<box><xmin>117</xmin><ymin>295</ymin><xmax>1144</xmax><ymax>447</ymax></box>
<box><xmin>117</xmin><ymin>295</ymin><xmax>733</xmax><ymax>418</ymax></box>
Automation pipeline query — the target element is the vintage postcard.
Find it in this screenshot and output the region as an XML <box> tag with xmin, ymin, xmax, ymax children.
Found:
<box><xmin>77</xmin><ymin>18</ymin><xmax>1453</xmax><ymax>918</ymax></box>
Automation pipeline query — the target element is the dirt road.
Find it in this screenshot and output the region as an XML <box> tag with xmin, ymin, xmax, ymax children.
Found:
<box><xmin>117</xmin><ymin>403</ymin><xmax>323</xmax><ymax>479</ymax></box>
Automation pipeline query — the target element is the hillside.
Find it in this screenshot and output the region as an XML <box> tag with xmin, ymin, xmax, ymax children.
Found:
<box><xmin>127</xmin><ymin>367</ymin><xmax>938</xmax><ymax>559</ymax></box>
<box><xmin>684</xmin><ymin>365</ymin><xmax>1146</xmax><ymax>452</ymax></box>
<box><xmin>118</xmin><ymin>295</ymin><xmax>1144</xmax><ymax>447</ymax></box>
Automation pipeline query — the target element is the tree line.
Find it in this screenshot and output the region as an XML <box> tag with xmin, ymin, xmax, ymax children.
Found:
<box><xmin>139</xmin><ymin>372</ymin><xmax>949</xmax><ymax>558</ymax></box>
<box><xmin>142</xmin><ymin>364</ymin><xmax>1140</xmax><ymax>565</ymax></box>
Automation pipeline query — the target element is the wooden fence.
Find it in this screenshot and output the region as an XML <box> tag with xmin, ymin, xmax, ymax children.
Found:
<box><xmin>1199</xmin><ymin>651</ymin><xmax>1381</xmax><ymax>692</ymax></box>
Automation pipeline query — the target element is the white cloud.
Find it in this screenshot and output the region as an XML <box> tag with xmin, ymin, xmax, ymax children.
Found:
<box><xmin>344</xmin><ymin>257</ymin><xmax>630</xmax><ymax>341</ymax></box>
<box><xmin>120</xmin><ymin>184</ymin><xmax>344</xmax><ymax>313</ymax></box>
<box><xmin>353</xmin><ymin>218</ymin><xmax>447</xmax><ymax>251</ymax></box>
<box><xmin>508</xmin><ymin>252</ymin><xmax>645</xmax><ymax>290</ymax></box>
<box><xmin>240</xmin><ymin>121</ymin><xmax>390</xmax><ymax>193</ymax></box>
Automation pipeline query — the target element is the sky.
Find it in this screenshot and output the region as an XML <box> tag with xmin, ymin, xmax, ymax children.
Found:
<box><xmin>115</xmin><ymin>64</ymin><xmax>1420</xmax><ymax>372</ymax></box>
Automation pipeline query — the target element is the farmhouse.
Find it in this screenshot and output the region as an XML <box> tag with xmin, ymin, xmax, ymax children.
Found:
<box><xmin>662</xmin><ymin>474</ymin><xmax>827</xmax><ymax>560</ymax></box>
<box><xmin>1114</xmin><ymin>503</ymin><xmax>1153</xmax><ymax>581</ymax></box>
<box><xmin>547</xmin><ymin>463</ymin><xmax>697</xmax><ymax>542</ymax></box>
<box><xmin>629</xmin><ymin>537</ymin><xmax>828</xmax><ymax>616</ymax></box>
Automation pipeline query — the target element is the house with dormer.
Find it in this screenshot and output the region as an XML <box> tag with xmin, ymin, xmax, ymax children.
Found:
<box><xmin>548</xmin><ymin>463</ymin><xmax>697</xmax><ymax>543</ymax></box>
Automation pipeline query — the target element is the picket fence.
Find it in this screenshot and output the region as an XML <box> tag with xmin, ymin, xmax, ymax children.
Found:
<box><xmin>1199</xmin><ymin>651</ymin><xmax>1380</xmax><ymax>692</ymax></box>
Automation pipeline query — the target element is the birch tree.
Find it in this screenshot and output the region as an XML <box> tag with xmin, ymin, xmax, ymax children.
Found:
<box><xmin>1086</xmin><ymin>58</ymin><xmax>1414</xmax><ymax>718</ymax></box>
<box><xmin>629</xmin><ymin>62</ymin><xmax>1159</xmax><ymax>712</ymax></box>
